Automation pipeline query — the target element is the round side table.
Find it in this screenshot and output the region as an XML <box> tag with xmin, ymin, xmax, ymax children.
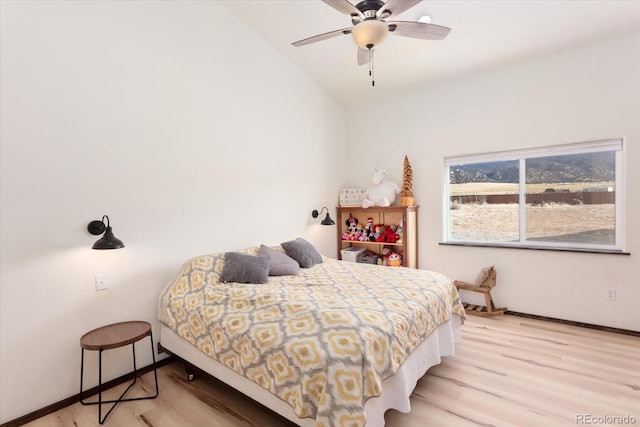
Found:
<box><xmin>79</xmin><ymin>321</ymin><xmax>159</xmax><ymax>424</ymax></box>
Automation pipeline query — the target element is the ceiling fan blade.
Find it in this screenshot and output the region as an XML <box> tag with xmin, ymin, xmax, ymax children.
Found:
<box><xmin>357</xmin><ymin>47</ymin><xmax>370</xmax><ymax>66</ymax></box>
<box><xmin>387</xmin><ymin>21</ymin><xmax>451</xmax><ymax>40</ymax></box>
<box><xmin>292</xmin><ymin>27</ymin><xmax>353</xmax><ymax>47</ymax></box>
<box><xmin>377</xmin><ymin>0</ymin><xmax>422</xmax><ymax>19</ymax></box>
<box><xmin>322</xmin><ymin>0</ymin><xmax>364</xmax><ymax>20</ymax></box>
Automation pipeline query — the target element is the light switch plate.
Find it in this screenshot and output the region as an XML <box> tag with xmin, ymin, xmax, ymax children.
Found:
<box><xmin>95</xmin><ymin>274</ymin><xmax>108</xmax><ymax>291</ymax></box>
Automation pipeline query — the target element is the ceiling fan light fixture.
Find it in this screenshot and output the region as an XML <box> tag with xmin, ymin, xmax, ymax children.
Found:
<box><xmin>352</xmin><ymin>19</ymin><xmax>388</xmax><ymax>48</ymax></box>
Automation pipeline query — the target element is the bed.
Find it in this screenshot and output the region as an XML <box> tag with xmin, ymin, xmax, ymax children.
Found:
<box><xmin>158</xmin><ymin>242</ymin><xmax>465</xmax><ymax>427</ymax></box>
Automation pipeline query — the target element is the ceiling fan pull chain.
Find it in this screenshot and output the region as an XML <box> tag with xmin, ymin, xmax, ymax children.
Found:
<box><xmin>371</xmin><ymin>48</ymin><xmax>375</xmax><ymax>87</ymax></box>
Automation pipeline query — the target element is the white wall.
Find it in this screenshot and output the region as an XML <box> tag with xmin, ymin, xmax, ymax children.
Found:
<box><xmin>348</xmin><ymin>33</ymin><xmax>640</xmax><ymax>331</ymax></box>
<box><xmin>0</xmin><ymin>1</ymin><xmax>346</xmax><ymax>422</ymax></box>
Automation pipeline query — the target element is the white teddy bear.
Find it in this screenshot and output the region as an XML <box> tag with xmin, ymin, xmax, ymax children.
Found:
<box><xmin>361</xmin><ymin>168</ymin><xmax>401</xmax><ymax>208</ymax></box>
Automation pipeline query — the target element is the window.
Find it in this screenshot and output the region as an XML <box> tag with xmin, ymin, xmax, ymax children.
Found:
<box><xmin>443</xmin><ymin>139</ymin><xmax>624</xmax><ymax>252</ymax></box>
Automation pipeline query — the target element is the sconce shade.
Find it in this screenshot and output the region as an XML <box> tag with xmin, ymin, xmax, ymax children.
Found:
<box><xmin>91</xmin><ymin>226</ymin><xmax>125</xmax><ymax>249</ymax></box>
<box><xmin>88</xmin><ymin>215</ymin><xmax>125</xmax><ymax>249</ymax></box>
<box><xmin>321</xmin><ymin>213</ymin><xmax>336</xmax><ymax>226</ymax></box>
<box><xmin>312</xmin><ymin>207</ymin><xmax>335</xmax><ymax>226</ymax></box>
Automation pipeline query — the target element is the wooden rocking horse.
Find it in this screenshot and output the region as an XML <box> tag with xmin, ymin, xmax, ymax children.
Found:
<box><xmin>454</xmin><ymin>266</ymin><xmax>506</xmax><ymax>317</ymax></box>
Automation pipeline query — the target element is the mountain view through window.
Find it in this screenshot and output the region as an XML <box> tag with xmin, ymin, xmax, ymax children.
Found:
<box><xmin>445</xmin><ymin>141</ymin><xmax>621</xmax><ymax>251</ymax></box>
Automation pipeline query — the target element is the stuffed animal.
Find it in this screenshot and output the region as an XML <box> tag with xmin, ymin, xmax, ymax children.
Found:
<box><xmin>378</xmin><ymin>247</ymin><xmax>392</xmax><ymax>265</ymax></box>
<box><xmin>353</xmin><ymin>224</ymin><xmax>363</xmax><ymax>241</ymax></box>
<box><xmin>358</xmin><ymin>217</ymin><xmax>372</xmax><ymax>241</ymax></box>
<box><xmin>358</xmin><ymin>223</ymin><xmax>370</xmax><ymax>241</ymax></box>
<box><xmin>387</xmin><ymin>251</ymin><xmax>402</xmax><ymax>267</ymax></box>
<box><xmin>370</xmin><ymin>224</ymin><xmax>385</xmax><ymax>241</ymax></box>
<box><xmin>396</xmin><ymin>219</ymin><xmax>404</xmax><ymax>244</ymax></box>
<box><xmin>384</xmin><ymin>228</ymin><xmax>399</xmax><ymax>243</ymax></box>
<box><xmin>389</xmin><ymin>226</ymin><xmax>402</xmax><ymax>243</ymax></box>
<box><xmin>365</xmin><ymin>217</ymin><xmax>373</xmax><ymax>236</ymax></box>
<box><xmin>375</xmin><ymin>227</ymin><xmax>399</xmax><ymax>243</ymax></box>
<box><xmin>362</xmin><ymin>169</ymin><xmax>401</xmax><ymax>208</ymax></box>
<box><xmin>346</xmin><ymin>215</ymin><xmax>359</xmax><ymax>237</ymax></box>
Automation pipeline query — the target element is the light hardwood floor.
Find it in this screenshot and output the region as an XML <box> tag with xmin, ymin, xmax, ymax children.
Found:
<box><xmin>25</xmin><ymin>315</ymin><xmax>640</xmax><ymax>427</ymax></box>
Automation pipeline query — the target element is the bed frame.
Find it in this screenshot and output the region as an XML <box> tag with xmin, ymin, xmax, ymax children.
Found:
<box><xmin>159</xmin><ymin>315</ymin><xmax>461</xmax><ymax>427</ymax></box>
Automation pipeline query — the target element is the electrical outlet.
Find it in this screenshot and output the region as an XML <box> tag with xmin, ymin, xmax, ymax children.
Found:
<box><xmin>605</xmin><ymin>288</ymin><xmax>616</xmax><ymax>301</ymax></box>
<box><xmin>95</xmin><ymin>274</ymin><xmax>108</xmax><ymax>291</ymax></box>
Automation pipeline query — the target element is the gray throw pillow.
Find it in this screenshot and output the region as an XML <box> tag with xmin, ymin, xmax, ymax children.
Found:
<box><xmin>280</xmin><ymin>238</ymin><xmax>323</xmax><ymax>268</ymax></box>
<box><xmin>220</xmin><ymin>252</ymin><xmax>270</xmax><ymax>284</ymax></box>
<box><xmin>258</xmin><ymin>245</ymin><xmax>300</xmax><ymax>276</ymax></box>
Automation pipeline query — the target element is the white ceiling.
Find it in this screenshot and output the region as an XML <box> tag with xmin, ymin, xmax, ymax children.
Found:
<box><xmin>224</xmin><ymin>0</ymin><xmax>640</xmax><ymax>106</ymax></box>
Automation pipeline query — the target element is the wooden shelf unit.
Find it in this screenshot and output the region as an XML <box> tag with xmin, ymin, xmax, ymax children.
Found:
<box><xmin>336</xmin><ymin>205</ymin><xmax>419</xmax><ymax>269</ymax></box>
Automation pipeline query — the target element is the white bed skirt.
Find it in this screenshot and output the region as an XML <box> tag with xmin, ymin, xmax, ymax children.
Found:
<box><xmin>159</xmin><ymin>314</ymin><xmax>461</xmax><ymax>427</ymax></box>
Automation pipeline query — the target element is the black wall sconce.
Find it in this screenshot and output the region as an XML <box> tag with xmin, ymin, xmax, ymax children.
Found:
<box><xmin>87</xmin><ymin>215</ymin><xmax>125</xmax><ymax>249</ymax></box>
<box><xmin>312</xmin><ymin>207</ymin><xmax>335</xmax><ymax>225</ymax></box>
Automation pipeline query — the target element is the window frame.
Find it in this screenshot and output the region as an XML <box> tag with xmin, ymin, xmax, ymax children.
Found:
<box><xmin>442</xmin><ymin>139</ymin><xmax>626</xmax><ymax>253</ymax></box>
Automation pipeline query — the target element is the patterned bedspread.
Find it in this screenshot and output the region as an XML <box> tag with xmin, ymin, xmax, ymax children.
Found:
<box><xmin>158</xmin><ymin>247</ymin><xmax>465</xmax><ymax>427</ymax></box>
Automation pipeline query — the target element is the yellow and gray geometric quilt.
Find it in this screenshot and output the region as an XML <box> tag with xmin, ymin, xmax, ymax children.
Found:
<box><xmin>158</xmin><ymin>247</ymin><xmax>465</xmax><ymax>427</ymax></box>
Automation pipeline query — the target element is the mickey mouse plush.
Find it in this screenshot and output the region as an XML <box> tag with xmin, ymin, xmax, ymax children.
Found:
<box><xmin>346</xmin><ymin>215</ymin><xmax>359</xmax><ymax>237</ymax></box>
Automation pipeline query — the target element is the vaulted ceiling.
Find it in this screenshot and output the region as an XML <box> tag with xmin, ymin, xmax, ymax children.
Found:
<box><xmin>224</xmin><ymin>0</ymin><xmax>640</xmax><ymax>106</ymax></box>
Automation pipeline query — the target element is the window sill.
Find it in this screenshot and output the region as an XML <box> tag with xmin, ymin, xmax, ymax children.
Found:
<box><xmin>439</xmin><ymin>241</ymin><xmax>630</xmax><ymax>255</ymax></box>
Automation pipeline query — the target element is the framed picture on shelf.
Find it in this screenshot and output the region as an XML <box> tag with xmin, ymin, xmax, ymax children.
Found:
<box><xmin>339</xmin><ymin>188</ymin><xmax>367</xmax><ymax>206</ymax></box>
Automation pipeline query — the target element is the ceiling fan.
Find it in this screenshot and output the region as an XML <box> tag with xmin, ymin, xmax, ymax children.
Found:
<box><xmin>292</xmin><ymin>0</ymin><xmax>451</xmax><ymax>85</ymax></box>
